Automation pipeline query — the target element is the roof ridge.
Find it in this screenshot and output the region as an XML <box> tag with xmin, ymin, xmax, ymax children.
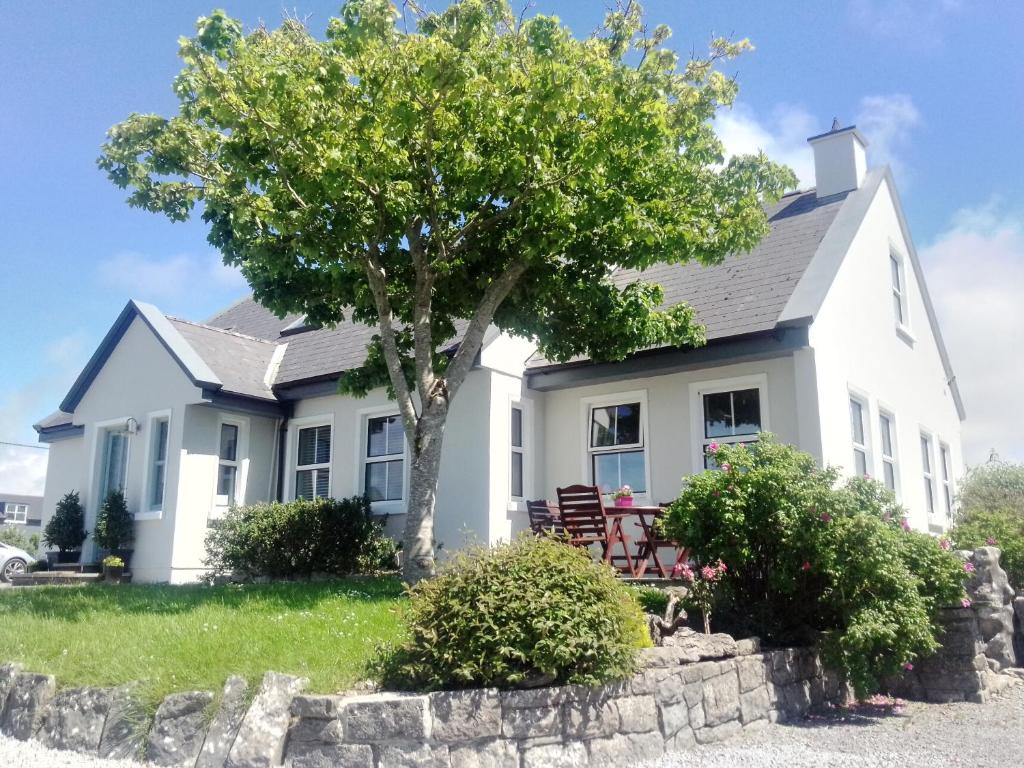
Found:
<box><xmin>167</xmin><ymin>315</ymin><xmax>278</xmax><ymax>345</ymax></box>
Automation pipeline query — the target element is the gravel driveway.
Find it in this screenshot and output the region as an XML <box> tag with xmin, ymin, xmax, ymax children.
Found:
<box><xmin>1</xmin><ymin>685</ymin><xmax>1021</xmax><ymax>767</ymax></box>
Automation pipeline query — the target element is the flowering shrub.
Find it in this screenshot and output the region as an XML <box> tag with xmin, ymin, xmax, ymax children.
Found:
<box><xmin>951</xmin><ymin>459</ymin><xmax>1024</xmax><ymax>590</ymax></box>
<box><xmin>663</xmin><ymin>435</ymin><xmax>967</xmax><ymax>696</ymax></box>
<box><xmin>673</xmin><ymin>560</ymin><xmax>726</xmax><ymax>633</ymax></box>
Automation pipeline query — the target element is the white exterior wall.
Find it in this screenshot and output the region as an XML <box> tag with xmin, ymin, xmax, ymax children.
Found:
<box><xmin>39</xmin><ymin>435</ymin><xmax>88</xmax><ymax>546</ymax></box>
<box><xmin>810</xmin><ymin>179</ymin><xmax>964</xmax><ymax>531</ymax></box>
<box><xmin>537</xmin><ymin>356</ymin><xmax>802</xmax><ymax>504</ymax></box>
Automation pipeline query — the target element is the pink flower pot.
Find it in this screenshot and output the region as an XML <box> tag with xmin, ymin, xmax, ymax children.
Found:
<box><xmin>616</xmin><ymin>496</ymin><xmax>633</xmax><ymax>507</ymax></box>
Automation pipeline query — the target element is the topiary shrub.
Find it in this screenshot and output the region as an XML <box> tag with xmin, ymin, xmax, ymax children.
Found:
<box><xmin>94</xmin><ymin>490</ymin><xmax>135</xmax><ymax>552</ymax></box>
<box><xmin>376</xmin><ymin>535</ymin><xmax>649</xmax><ymax>691</ymax></box>
<box><xmin>663</xmin><ymin>435</ymin><xmax>968</xmax><ymax>696</ymax></box>
<box><xmin>204</xmin><ymin>495</ymin><xmax>398</xmax><ymax>579</ymax></box>
<box><xmin>43</xmin><ymin>491</ymin><xmax>88</xmax><ymax>554</ymax></box>
<box><xmin>951</xmin><ymin>459</ymin><xmax>1024</xmax><ymax>590</ymax></box>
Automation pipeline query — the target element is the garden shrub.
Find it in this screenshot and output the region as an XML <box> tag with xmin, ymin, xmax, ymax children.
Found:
<box><xmin>43</xmin><ymin>491</ymin><xmax>88</xmax><ymax>553</ymax></box>
<box><xmin>204</xmin><ymin>495</ymin><xmax>398</xmax><ymax>579</ymax></box>
<box><xmin>376</xmin><ymin>535</ymin><xmax>648</xmax><ymax>691</ymax></box>
<box><xmin>94</xmin><ymin>490</ymin><xmax>134</xmax><ymax>552</ymax></box>
<box><xmin>663</xmin><ymin>435</ymin><xmax>967</xmax><ymax>696</ymax></box>
<box><xmin>951</xmin><ymin>460</ymin><xmax>1024</xmax><ymax>590</ymax></box>
<box><xmin>0</xmin><ymin>526</ymin><xmax>40</xmax><ymax>556</ymax></box>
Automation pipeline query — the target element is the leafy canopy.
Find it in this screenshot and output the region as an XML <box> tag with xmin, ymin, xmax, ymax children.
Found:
<box><xmin>98</xmin><ymin>0</ymin><xmax>795</xmax><ymax>394</ymax></box>
<box><xmin>952</xmin><ymin>459</ymin><xmax>1024</xmax><ymax>589</ymax></box>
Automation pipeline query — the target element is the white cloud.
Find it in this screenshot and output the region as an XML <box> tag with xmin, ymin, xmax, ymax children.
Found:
<box><xmin>715</xmin><ymin>102</ymin><xmax>817</xmax><ymax>188</ymax></box>
<box><xmin>98</xmin><ymin>251</ymin><xmax>247</xmax><ymax>301</ymax></box>
<box><xmin>855</xmin><ymin>94</ymin><xmax>920</xmax><ymax>179</ymax></box>
<box><xmin>920</xmin><ymin>201</ymin><xmax>1024</xmax><ymax>465</ymax></box>
<box><xmin>0</xmin><ymin>444</ymin><xmax>47</xmax><ymax>496</ymax></box>
<box><xmin>848</xmin><ymin>0</ymin><xmax>963</xmax><ymax>46</ymax></box>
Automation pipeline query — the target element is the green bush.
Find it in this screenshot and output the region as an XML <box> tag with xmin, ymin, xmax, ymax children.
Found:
<box><xmin>0</xmin><ymin>526</ymin><xmax>40</xmax><ymax>556</ymax></box>
<box><xmin>94</xmin><ymin>490</ymin><xmax>134</xmax><ymax>552</ymax></box>
<box><xmin>663</xmin><ymin>435</ymin><xmax>967</xmax><ymax>696</ymax></box>
<box><xmin>43</xmin><ymin>491</ymin><xmax>88</xmax><ymax>553</ymax></box>
<box><xmin>630</xmin><ymin>584</ymin><xmax>670</xmax><ymax>616</ymax></box>
<box><xmin>951</xmin><ymin>460</ymin><xmax>1024</xmax><ymax>590</ymax></box>
<box><xmin>204</xmin><ymin>495</ymin><xmax>398</xmax><ymax>579</ymax></box>
<box><xmin>376</xmin><ymin>535</ymin><xmax>649</xmax><ymax>691</ymax></box>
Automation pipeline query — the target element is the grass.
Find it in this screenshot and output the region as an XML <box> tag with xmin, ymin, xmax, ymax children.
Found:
<box><xmin>0</xmin><ymin>578</ymin><xmax>406</xmax><ymax>707</ymax></box>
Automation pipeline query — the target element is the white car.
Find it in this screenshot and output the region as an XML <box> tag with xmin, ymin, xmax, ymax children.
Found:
<box><xmin>0</xmin><ymin>542</ymin><xmax>36</xmax><ymax>582</ymax></box>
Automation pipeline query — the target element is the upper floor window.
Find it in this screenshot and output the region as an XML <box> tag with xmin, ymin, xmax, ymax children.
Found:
<box><xmin>589</xmin><ymin>400</ymin><xmax>646</xmax><ymax>494</ymax></box>
<box><xmin>940</xmin><ymin>442</ymin><xmax>954</xmax><ymax>518</ymax></box>
<box><xmin>365</xmin><ymin>415</ymin><xmax>404</xmax><ymax>502</ymax></box>
<box><xmin>3</xmin><ymin>503</ymin><xmax>28</xmax><ymax>525</ymax></box>
<box><xmin>510</xmin><ymin>406</ymin><xmax>524</xmax><ymax>499</ymax></box>
<box><xmin>296</xmin><ymin>424</ymin><xmax>331</xmax><ymax>501</ymax></box>
<box><xmin>891</xmin><ymin>252</ymin><xmax>909</xmax><ymax>329</ymax></box>
<box><xmin>148</xmin><ymin>417</ymin><xmax>170</xmax><ymax>511</ymax></box>
<box><xmin>878</xmin><ymin>411</ymin><xmax>898</xmax><ymax>492</ymax></box>
<box><xmin>849</xmin><ymin>396</ymin><xmax>869</xmax><ymax>476</ymax></box>
<box><xmin>921</xmin><ymin>432</ymin><xmax>936</xmax><ymax>516</ymax></box>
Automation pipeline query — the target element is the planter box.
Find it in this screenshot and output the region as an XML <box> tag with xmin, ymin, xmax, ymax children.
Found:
<box><xmin>46</xmin><ymin>551</ymin><xmax>81</xmax><ymax>567</ymax></box>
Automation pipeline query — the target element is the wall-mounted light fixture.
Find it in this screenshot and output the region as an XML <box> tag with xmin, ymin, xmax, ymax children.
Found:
<box><xmin>126</xmin><ymin>417</ymin><xmax>140</xmax><ymax>435</ymax></box>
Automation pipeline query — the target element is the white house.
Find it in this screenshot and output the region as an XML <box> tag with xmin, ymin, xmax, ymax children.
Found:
<box><xmin>35</xmin><ymin>124</ymin><xmax>965</xmax><ymax>583</ymax></box>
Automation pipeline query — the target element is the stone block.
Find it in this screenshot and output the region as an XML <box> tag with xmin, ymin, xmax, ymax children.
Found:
<box><xmin>226</xmin><ymin>671</ymin><xmax>307</xmax><ymax>768</ymax></box>
<box><xmin>500</xmin><ymin>704</ymin><xmax>561</xmax><ymax>739</ymax></box>
<box><xmin>588</xmin><ymin>732</ymin><xmax>663</xmax><ymax>765</ymax></box>
<box><xmin>342</xmin><ymin>693</ymin><xmax>430</xmax><ymax>743</ymax></box>
<box><xmin>0</xmin><ymin>663</ymin><xmax>21</xmax><ymax>715</ymax></box>
<box><xmin>739</xmin><ymin>686</ymin><xmax>771</xmax><ymax>724</ymax></box>
<box><xmin>775</xmin><ymin>680</ymin><xmax>812</xmax><ymax>720</ymax></box>
<box><xmin>693</xmin><ymin>719</ymin><xmax>742</xmax><ymax>744</ymax></box>
<box><xmin>430</xmin><ymin>688</ymin><xmax>501</xmax><ymax>743</ymax></box>
<box><xmin>663</xmin><ymin>630</ymin><xmax>738</xmax><ymax>661</ymax></box>
<box><xmin>197</xmin><ymin>676</ymin><xmax>250</xmax><ymax>768</ymax></box>
<box><xmin>98</xmin><ymin>684</ymin><xmax>148</xmax><ymax>759</ymax></box>
<box><xmin>449</xmin><ymin>739</ymin><xmax>519</xmax><ymax>768</ymax></box>
<box><xmin>681</xmin><ymin>681</ymin><xmax>704</xmax><ymax>709</ymax></box>
<box><xmin>563</xmin><ymin>691</ymin><xmax>619</xmax><ymax>739</ymax></box>
<box><xmin>657</xmin><ymin>699</ymin><xmax>689</xmax><ymax>738</ymax></box>
<box><xmin>377</xmin><ymin>743</ymin><xmax>450</xmax><ymax>768</ymax></box>
<box><xmin>289</xmin><ymin>695</ymin><xmax>340</xmax><ymax>719</ymax></box>
<box><xmin>287</xmin><ymin>718</ymin><xmax>345</xmax><ymax>745</ymax></box>
<box><xmin>500</xmin><ymin>686</ymin><xmax>567</xmax><ymax>709</ymax></box>
<box><xmin>0</xmin><ymin>672</ymin><xmax>56</xmax><ymax>740</ymax></box>
<box><xmin>145</xmin><ymin>690</ymin><xmax>214</xmax><ymax>767</ymax></box>
<box><xmin>285</xmin><ymin>743</ymin><xmax>374</xmax><ymax>768</ymax></box>
<box><xmin>666</xmin><ymin>726</ymin><xmax>696</xmax><ymax>753</ymax></box>
<box><xmin>688</xmin><ymin>701</ymin><xmax>705</xmax><ymax>730</ymax></box>
<box><xmin>736</xmin><ymin>656</ymin><xmax>768</xmax><ymax>693</ymax></box>
<box><xmin>701</xmin><ymin>670</ymin><xmax>740</xmax><ymax>727</ymax></box>
<box><xmin>644</xmin><ymin>668</ymin><xmax>687</xmax><ymax>704</ymax></box>
<box><xmin>735</xmin><ymin>637</ymin><xmax>761</xmax><ymax>656</ymax></box>
<box><xmin>520</xmin><ymin>740</ymin><xmax>587</xmax><ymax>768</ymax></box>
<box><xmin>615</xmin><ymin>695</ymin><xmax>658</xmax><ymax>733</ymax></box>
<box><xmin>638</xmin><ymin>647</ymin><xmax>700</xmax><ymax>668</ymax></box>
<box><xmin>37</xmin><ymin>687</ymin><xmax>111</xmax><ymax>754</ymax></box>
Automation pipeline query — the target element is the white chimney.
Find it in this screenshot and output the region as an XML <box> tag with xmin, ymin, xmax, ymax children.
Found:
<box><xmin>807</xmin><ymin>120</ymin><xmax>868</xmax><ymax>198</ymax></box>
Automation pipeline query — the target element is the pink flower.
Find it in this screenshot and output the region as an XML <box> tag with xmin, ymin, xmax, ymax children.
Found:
<box><xmin>961</xmin><ymin>598</ymin><xmax>972</xmax><ymax>609</ymax></box>
<box><xmin>939</xmin><ymin>538</ymin><xmax>952</xmax><ymax>551</ymax></box>
<box><xmin>964</xmin><ymin>562</ymin><xmax>976</xmax><ymax>573</ymax></box>
<box><xmin>986</xmin><ymin>537</ymin><xmax>998</xmax><ymax>546</ymax></box>
<box><xmin>716</xmin><ymin>560</ymin><xmax>728</xmax><ymax>573</ymax></box>
<box><xmin>701</xmin><ymin>565</ymin><xmax>716</xmax><ymax>580</ymax></box>
<box><xmin>820</xmin><ymin>512</ymin><xmax>832</xmax><ymax>523</ymax></box>
<box><xmin>721</xmin><ymin>462</ymin><xmax>732</xmax><ymax>472</ymax></box>
<box><xmin>712</xmin><ymin>490</ymin><xmax>721</xmax><ymax>498</ymax></box>
<box><xmin>801</xmin><ymin>561</ymin><xmax>812</xmax><ymax>572</ymax></box>
<box><xmin>707</xmin><ymin>442</ymin><xmax>720</xmax><ymax>454</ymax></box>
<box><xmin>674</xmin><ymin>564</ymin><xmax>695</xmax><ymax>583</ymax></box>
<box><xmin>903</xmin><ymin>662</ymin><xmax>914</xmax><ymax>672</ymax></box>
<box><xmin>672</xmin><ymin>563</ymin><xmax>683</xmax><ymax>578</ymax></box>
<box><xmin>900</xmin><ymin>518</ymin><xmax>911</xmax><ymax>531</ymax></box>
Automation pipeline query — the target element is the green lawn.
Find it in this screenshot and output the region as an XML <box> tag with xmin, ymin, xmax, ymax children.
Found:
<box><xmin>0</xmin><ymin>578</ymin><xmax>406</xmax><ymax>707</ymax></box>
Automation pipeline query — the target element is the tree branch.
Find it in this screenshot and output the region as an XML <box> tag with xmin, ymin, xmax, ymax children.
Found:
<box><xmin>408</xmin><ymin>219</ymin><xmax>436</xmax><ymax>405</ymax></box>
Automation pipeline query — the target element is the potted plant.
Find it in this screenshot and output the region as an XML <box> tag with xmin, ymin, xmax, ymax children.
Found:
<box><xmin>43</xmin><ymin>491</ymin><xmax>88</xmax><ymax>566</ymax></box>
<box><xmin>94</xmin><ymin>490</ymin><xmax>135</xmax><ymax>568</ymax></box>
<box><xmin>613</xmin><ymin>485</ymin><xmax>634</xmax><ymax>507</ymax></box>
<box><xmin>102</xmin><ymin>555</ymin><xmax>125</xmax><ymax>583</ymax></box>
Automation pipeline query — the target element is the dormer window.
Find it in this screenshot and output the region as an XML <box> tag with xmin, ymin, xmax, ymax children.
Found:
<box><xmin>890</xmin><ymin>252</ymin><xmax>910</xmax><ymax>331</ymax></box>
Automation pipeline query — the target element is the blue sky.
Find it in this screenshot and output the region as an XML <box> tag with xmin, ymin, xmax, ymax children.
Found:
<box><xmin>1</xmin><ymin>0</ymin><xmax>1022</xmax><ymax>492</ymax></box>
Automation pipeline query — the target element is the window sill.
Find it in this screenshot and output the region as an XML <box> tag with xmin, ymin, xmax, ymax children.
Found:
<box><xmin>134</xmin><ymin>510</ymin><xmax>163</xmax><ymax>521</ymax></box>
<box><xmin>895</xmin><ymin>324</ymin><xmax>916</xmax><ymax>346</ymax></box>
<box><xmin>370</xmin><ymin>500</ymin><xmax>406</xmax><ymax>515</ymax></box>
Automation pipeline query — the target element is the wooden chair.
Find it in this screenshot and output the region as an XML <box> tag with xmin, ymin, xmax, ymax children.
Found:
<box><xmin>633</xmin><ymin>502</ymin><xmax>690</xmax><ymax>578</ymax></box>
<box><xmin>556</xmin><ymin>484</ymin><xmax>635</xmax><ymax>576</ymax></box>
<box><xmin>526</xmin><ymin>499</ymin><xmax>564</xmax><ymax>536</ymax></box>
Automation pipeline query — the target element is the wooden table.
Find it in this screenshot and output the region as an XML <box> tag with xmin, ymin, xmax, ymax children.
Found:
<box><xmin>605</xmin><ymin>505</ymin><xmax>669</xmax><ymax>578</ymax></box>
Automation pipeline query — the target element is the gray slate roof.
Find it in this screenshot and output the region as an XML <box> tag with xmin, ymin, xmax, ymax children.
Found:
<box><xmin>167</xmin><ymin>318</ymin><xmax>278</xmax><ymax>401</ymax></box>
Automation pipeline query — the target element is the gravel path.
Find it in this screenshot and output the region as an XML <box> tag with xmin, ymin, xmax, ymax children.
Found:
<box><xmin>646</xmin><ymin>683</ymin><xmax>1024</xmax><ymax>768</ymax></box>
<box><xmin>1</xmin><ymin>684</ymin><xmax>1021</xmax><ymax>767</ymax></box>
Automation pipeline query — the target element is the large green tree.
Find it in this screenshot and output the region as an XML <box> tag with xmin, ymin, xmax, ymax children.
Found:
<box><xmin>99</xmin><ymin>0</ymin><xmax>795</xmax><ymax>582</ymax></box>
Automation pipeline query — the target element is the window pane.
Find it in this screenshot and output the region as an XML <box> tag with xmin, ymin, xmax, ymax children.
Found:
<box><xmin>920</xmin><ymin>436</ymin><xmax>932</xmax><ymax>472</ymax></box>
<box><xmin>883</xmin><ymin>461</ymin><xmax>896</xmax><ymax>491</ymax></box>
<box><xmin>614</xmin><ymin>404</ymin><xmax>641</xmax><ymax>445</ymax></box>
<box><xmin>298</xmin><ymin>425</ymin><xmax>330</xmax><ymax>466</ymax></box>
<box><xmin>219</xmin><ymin>424</ymin><xmax>238</xmax><ymax>462</ymax></box>
<box><xmin>511</xmin><ymin>407</ymin><xmax>523</xmax><ymax>448</ymax></box>
<box><xmin>619</xmin><ymin>450</ymin><xmax>646</xmax><ymax>492</ymax></box>
<box><xmin>850</xmin><ymin>399</ymin><xmax>864</xmax><ymax>445</ymax></box>
<box><xmin>151</xmin><ymin>464</ymin><xmax>165</xmax><ymax>508</ymax></box>
<box><xmin>368</xmin><ymin>417</ymin><xmax>394</xmax><ymax>457</ymax></box>
<box><xmin>944</xmin><ymin>486</ymin><xmax>953</xmax><ymax>515</ymax></box>
<box><xmin>218</xmin><ymin>464</ymin><xmax>237</xmax><ymax>499</ymax></box>
<box><xmin>590</xmin><ymin>403</ymin><xmax>641</xmax><ymax>447</ymax></box>
<box><xmin>703</xmin><ymin>392</ymin><xmax>733</xmax><ymax>438</ymax></box>
<box><xmin>879</xmin><ymin>414</ymin><xmax>893</xmax><ymax>456</ymax></box>
<box><xmin>593</xmin><ymin>450</ymin><xmax>646</xmax><ymax>494</ymax></box>
<box><xmin>385</xmin><ymin>418</ymin><xmax>403</xmax><ymax>456</ymax></box>
<box><xmin>365</xmin><ymin>462</ymin><xmax>387</xmax><ymax>501</ymax></box>
<box><xmin>385</xmin><ymin>460</ymin><xmax>403</xmax><ymax>500</ymax></box>
<box><xmin>315</xmin><ymin>468</ymin><xmax>330</xmax><ymax>499</ymax></box>
<box><xmin>940</xmin><ymin>446</ymin><xmax>951</xmax><ymax>481</ymax></box>
<box><xmin>854</xmin><ymin>448</ymin><xmax>867</xmax><ymax>477</ymax></box>
<box><xmin>315</xmin><ymin>425</ymin><xmax>331</xmax><ymax>464</ymax></box>
<box><xmin>893</xmin><ymin>292</ymin><xmax>904</xmax><ymax>324</ymax></box>
<box><xmin>732</xmin><ymin>389</ymin><xmax>762</xmax><ymax>436</ymax></box>
<box><xmin>924</xmin><ymin>479</ymin><xmax>935</xmax><ymax>514</ymax></box>
<box><xmin>891</xmin><ymin>255</ymin><xmax>902</xmax><ymax>292</ymax></box>
<box><xmin>295</xmin><ymin>469</ymin><xmax>313</xmax><ymax>500</ymax></box>
<box><xmin>156</xmin><ymin>419</ymin><xmax>169</xmax><ymax>462</ymax></box>
<box><xmin>511</xmin><ymin>451</ymin><xmax>523</xmax><ymax>497</ymax></box>
<box><xmin>590</xmin><ymin>405</ymin><xmax>615</xmax><ymax>447</ymax></box>
<box><xmin>102</xmin><ymin>431</ymin><xmax>128</xmax><ymax>498</ymax></box>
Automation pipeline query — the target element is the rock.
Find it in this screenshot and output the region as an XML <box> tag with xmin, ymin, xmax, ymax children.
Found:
<box><xmin>226</xmin><ymin>672</ymin><xmax>307</xmax><ymax>768</ymax></box>
<box><xmin>377</xmin><ymin>743</ymin><xmax>450</xmax><ymax>768</ymax></box>
<box><xmin>146</xmin><ymin>690</ymin><xmax>214</xmax><ymax>767</ymax></box>
<box><xmin>638</xmin><ymin>646</ymin><xmax>700</xmax><ymax>668</ymax></box>
<box><xmin>98</xmin><ymin>684</ymin><xmax>148</xmax><ymax>760</ymax></box>
<box><xmin>342</xmin><ymin>692</ymin><xmax>430</xmax><ymax>742</ymax></box>
<box><xmin>449</xmin><ymin>739</ymin><xmax>519</xmax><ymax>768</ymax></box>
<box><xmin>736</xmin><ymin>656</ymin><xmax>768</xmax><ymax>693</ymax></box>
<box><xmin>736</xmin><ymin>637</ymin><xmax>762</xmax><ymax>656</ymax></box>
<box><xmin>739</xmin><ymin>686</ymin><xmax>771</xmax><ymax>724</ymax></box>
<box><xmin>285</xmin><ymin>743</ymin><xmax>374</xmax><ymax>768</ymax></box>
<box><xmin>520</xmin><ymin>741</ymin><xmax>587</xmax><ymax>768</ymax></box>
<box><xmin>701</xmin><ymin>670</ymin><xmax>740</xmax><ymax>727</ymax></box>
<box><xmin>662</xmin><ymin>630</ymin><xmax>739</xmax><ymax>660</ymax></box>
<box><xmin>0</xmin><ymin>663</ymin><xmax>21</xmax><ymax>715</ymax></box>
<box><xmin>37</xmin><ymin>687</ymin><xmax>112</xmax><ymax>753</ymax></box>
<box><xmin>430</xmin><ymin>688</ymin><xmax>501</xmax><ymax>743</ymax></box>
<box><xmin>615</xmin><ymin>695</ymin><xmax>658</xmax><ymax>733</ymax></box>
<box><xmin>563</xmin><ymin>691</ymin><xmax>619</xmax><ymax>739</ymax></box>
<box><xmin>0</xmin><ymin>672</ymin><xmax>56</xmax><ymax>740</ymax></box>
<box><xmin>500</xmin><ymin>703</ymin><xmax>561</xmax><ymax>739</ymax></box>
<box><xmin>289</xmin><ymin>695</ymin><xmax>340</xmax><ymax>720</ymax></box>
<box><xmin>587</xmin><ymin>733</ymin><xmax>663</xmax><ymax>767</ymax></box>
<box><xmin>657</xmin><ymin>699</ymin><xmax>690</xmax><ymax>738</ymax></box>
<box><xmin>694</xmin><ymin>719</ymin><xmax>742</xmax><ymax>744</ymax></box>
<box><xmin>196</xmin><ymin>676</ymin><xmax>250</xmax><ymax>768</ymax></box>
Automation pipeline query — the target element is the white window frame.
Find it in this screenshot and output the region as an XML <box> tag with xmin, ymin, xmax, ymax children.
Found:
<box><xmin>939</xmin><ymin>441</ymin><xmax>954</xmax><ymax>519</ymax></box>
<box><xmin>848</xmin><ymin>392</ymin><xmax>871</xmax><ymax>478</ymax></box>
<box><xmin>3</xmin><ymin>503</ymin><xmax>28</xmax><ymax>525</ymax></box>
<box><xmin>90</xmin><ymin>416</ymin><xmax>134</xmax><ymax>516</ymax></box>
<box><xmin>213</xmin><ymin>416</ymin><xmax>249</xmax><ymax>515</ymax></box>
<box><xmin>138</xmin><ymin>409</ymin><xmax>172</xmax><ymax>521</ymax></box>
<box><xmin>688</xmin><ymin>374</ymin><xmax>770</xmax><ymax>473</ymax></box>
<box><xmin>354</xmin><ymin>405</ymin><xmax>408</xmax><ymax>512</ymax></box>
<box><xmin>920</xmin><ymin>429</ymin><xmax>937</xmax><ymax>518</ymax></box>
<box><xmin>890</xmin><ymin>246</ymin><xmax>914</xmax><ymax>342</ymax></box>
<box><xmin>877</xmin><ymin>407</ymin><xmax>900</xmax><ymax>497</ymax></box>
<box><xmin>581</xmin><ymin>390</ymin><xmax>652</xmax><ymax>499</ymax></box>
<box><xmin>286</xmin><ymin>415</ymin><xmax>333</xmax><ymax>502</ymax></box>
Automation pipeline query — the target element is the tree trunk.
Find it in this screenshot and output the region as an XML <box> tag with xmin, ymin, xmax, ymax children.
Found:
<box><xmin>401</xmin><ymin>398</ymin><xmax>448</xmax><ymax>584</ymax></box>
